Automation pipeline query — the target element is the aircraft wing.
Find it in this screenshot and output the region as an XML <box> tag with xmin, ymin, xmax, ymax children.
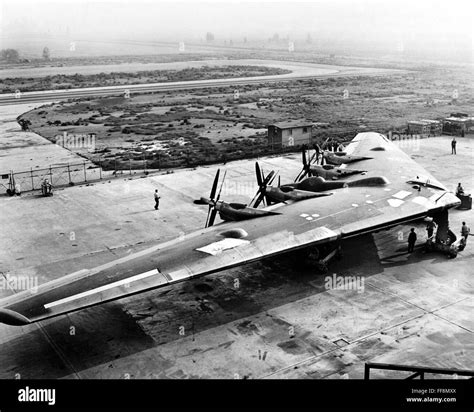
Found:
<box><xmin>0</xmin><ymin>133</ymin><xmax>460</xmax><ymax>326</ymax></box>
<box><xmin>341</xmin><ymin>132</ymin><xmax>448</xmax><ymax>190</ymax></box>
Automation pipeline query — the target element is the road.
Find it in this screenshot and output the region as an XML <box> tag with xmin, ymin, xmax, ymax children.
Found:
<box><xmin>0</xmin><ymin>60</ymin><xmax>401</xmax><ymax>105</ymax></box>
<box><xmin>0</xmin><ymin>75</ymin><xmax>324</xmax><ymax>105</ymax></box>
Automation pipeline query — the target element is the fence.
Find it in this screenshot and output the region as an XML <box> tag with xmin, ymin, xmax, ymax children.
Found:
<box><xmin>365</xmin><ymin>362</ymin><xmax>474</xmax><ymax>380</ymax></box>
<box><xmin>2</xmin><ymin>162</ymin><xmax>103</xmax><ymax>194</ymax></box>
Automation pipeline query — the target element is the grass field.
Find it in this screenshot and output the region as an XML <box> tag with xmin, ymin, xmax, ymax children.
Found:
<box><xmin>18</xmin><ymin>58</ymin><xmax>473</xmax><ymax>171</ymax></box>
<box><xmin>0</xmin><ymin>65</ymin><xmax>290</xmax><ymax>93</ymax></box>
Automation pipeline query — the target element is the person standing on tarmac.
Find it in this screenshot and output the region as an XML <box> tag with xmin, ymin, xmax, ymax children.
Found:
<box><xmin>461</xmin><ymin>222</ymin><xmax>470</xmax><ymax>244</ymax></box>
<box><xmin>451</xmin><ymin>137</ymin><xmax>457</xmax><ymax>154</ymax></box>
<box><xmin>154</xmin><ymin>189</ymin><xmax>160</xmax><ymax>210</ymax></box>
<box><xmin>426</xmin><ymin>219</ymin><xmax>437</xmax><ymax>239</ymax></box>
<box><xmin>408</xmin><ymin>228</ymin><xmax>417</xmax><ymax>253</ymax></box>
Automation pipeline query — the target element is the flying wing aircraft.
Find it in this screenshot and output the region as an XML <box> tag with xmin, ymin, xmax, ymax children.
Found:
<box><xmin>0</xmin><ymin>132</ymin><xmax>461</xmax><ymax>326</ymax></box>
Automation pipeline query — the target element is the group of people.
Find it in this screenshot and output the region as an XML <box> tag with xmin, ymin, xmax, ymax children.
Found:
<box><xmin>407</xmin><ymin>220</ymin><xmax>470</xmax><ymax>253</ymax></box>
<box><xmin>406</xmin><ymin>181</ymin><xmax>469</xmax><ymax>252</ymax></box>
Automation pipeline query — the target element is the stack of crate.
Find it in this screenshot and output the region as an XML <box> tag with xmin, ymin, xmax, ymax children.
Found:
<box><xmin>407</xmin><ymin>120</ymin><xmax>431</xmax><ymax>136</ymax></box>
<box><xmin>420</xmin><ymin>119</ymin><xmax>442</xmax><ymax>136</ymax></box>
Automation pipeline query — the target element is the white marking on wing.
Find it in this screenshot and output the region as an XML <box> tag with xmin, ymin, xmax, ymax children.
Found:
<box><xmin>44</xmin><ymin>269</ymin><xmax>160</xmax><ymax>309</ymax></box>
<box><xmin>387</xmin><ymin>198</ymin><xmax>404</xmax><ymax>207</ymax></box>
<box><xmin>196</xmin><ymin>238</ymin><xmax>249</xmax><ymax>256</ymax></box>
<box><xmin>393</xmin><ymin>190</ymin><xmax>412</xmax><ymax>200</ymax></box>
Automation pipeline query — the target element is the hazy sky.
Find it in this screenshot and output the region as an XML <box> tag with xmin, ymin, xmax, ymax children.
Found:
<box><xmin>1</xmin><ymin>0</ymin><xmax>473</xmax><ymax>58</ymax></box>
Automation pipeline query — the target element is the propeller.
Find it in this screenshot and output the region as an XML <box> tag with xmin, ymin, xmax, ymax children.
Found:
<box><xmin>193</xmin><ymin>169</ymin><xmax>226</xmax><ymax>228</ymax></box>
<box><xmin>295</xmin><ymin>148</ymin><xmax>312</xmax><ymax>182</ymax></box>
<box><xmin>295</xmin><ymin>145</ymin><xmax>320</xmax><ymax>182</ymax></box>
<box><xmin>251</xmin><ymin>162</ymin><xmax>275</xmax><ymax>208</ymax></box>
<box><xmin>205</xmin><ymin>170</ymin><xmax>226</xmax><ymax>228</ymax></box>
<box><xmin>193</xmin><ymin>170</ymin><xmax>219</xmax><ymax>206</ymax></box>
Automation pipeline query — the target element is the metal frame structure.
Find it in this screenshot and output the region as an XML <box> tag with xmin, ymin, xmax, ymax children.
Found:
<box><xmin>364</xmin><ymin>362</ymin><xmax>474</xmax><ymax>380</ymax></box>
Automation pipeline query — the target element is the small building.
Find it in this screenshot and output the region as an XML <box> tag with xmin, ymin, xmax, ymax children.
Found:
<box><xmin>407</xmin><ymin>120</ymin><xmax>431</xmax><ymax>136</ymax></box>
<box><xmin>420</xmin><ymin>119</ymin><xmax>443</xmax><ymax>136</ymax></box>
<box><xmin>267</xmin><ymin>120</ymin><xmax>313</xmax><ymax>148</ymax></box>
<box><xmin>443</xmin><ymin>116</ymin><xmax>473</xmax><ymax>136</ymax></box>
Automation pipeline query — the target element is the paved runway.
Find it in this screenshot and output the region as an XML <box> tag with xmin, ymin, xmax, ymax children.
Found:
<box><xmin>0</xmin><ymin>59</ymin><xmax>402</xmax><ymax>105</ymax></box>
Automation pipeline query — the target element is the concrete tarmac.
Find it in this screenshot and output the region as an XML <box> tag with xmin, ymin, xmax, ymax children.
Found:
<box><xmin>0</xmin><ymin>126</ymin><xmax>472</xmax><ymax>379</ymax></box>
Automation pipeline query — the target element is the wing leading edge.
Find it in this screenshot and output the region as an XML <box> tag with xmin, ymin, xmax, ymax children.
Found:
<box><xmin>0</xmin><ymin>224</ymin><xmax>340</xmax><ymax>325</ymax></box>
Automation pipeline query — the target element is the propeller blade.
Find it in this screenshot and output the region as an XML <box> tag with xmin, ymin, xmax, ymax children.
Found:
<box><xmin>254</xmin><ymin>192</ymin><xmax>266</xmax><ymax>208</ymax></box>
<box><xmin>268</xmin><ymin>171</ymin><xmax>278</xmax><ymax>186</ymax></box>
<box><xmin>208</xmin><ymin>208</ymin><xmax>218</xmax><ymax>227</ymax></box>
<box><xmin>209</xmin><ymin>169</ymin><xmax>220</xmax><ymax>200</ymax></box>
<box><xmin>215</xmin><ymin>171</ymin><xmax>227</xmax><ymax>202</ymax></box>
<box><xmin>255</xmin><ymin>162</ymin><xmax>263</xmax><ymax>188</ymax></box>
<box><xmin>251</xmin><ymin>164</ymin><xmax>263</xmax><ymax>206</ymax></box>
<box><xmin>302</xmin><ymin>148</ymin><xmax>308</xmax><ymax>168</ymax></box>
<box><xmin>205</xmin><ymin>205</ymin><xmax>212</xmax><ymax>228</ymax></box>
<box><xmin>252</xmin><ymin>163</ymin><xmax>274</xmax><ymax>208</ymax></box>
<box><xmin>278</xmin><ymin>175</ymin><xmax>281</xmax><ymax>187</ymax></box>
<box><xmin>297</xmin><ymin>167</ymin><xmax>310</xmax><ymax>182</ymax></box>
<box><xmin>295</xmin><ymin>168</ymin><xmax>304</xmax><ymax>182</ymax></box>
<box><xmin>260</xmin><ymin>166</ymin><xmax>266</xmax><ymax>185</ymax></box>
<box><xmin>263</xmin><ymin>170</ymin><xmax>275</xmax><ymax>186</ymax></box>
<box><xmin>312</xmin><ymin>144</ymin><xmax>321</xmax><ymax>165</ymax></box>
<box><xmin>250</xmin><ymin>191</ymin><xmax>259</xmax><ymax>207</ymax></box>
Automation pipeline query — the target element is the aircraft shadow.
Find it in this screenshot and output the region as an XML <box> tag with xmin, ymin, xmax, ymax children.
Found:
<box><xmin>0</xmin><ymin>233</ymin><xmax>400</xmax><ymax>379</ymax></box>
